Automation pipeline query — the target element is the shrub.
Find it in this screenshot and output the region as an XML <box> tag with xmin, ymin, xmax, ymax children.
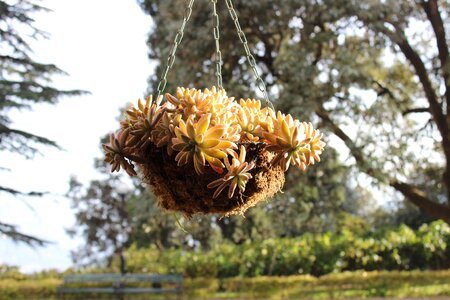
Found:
<box><xmin>125</xmin><ymin>221</ymin><xmax>450</xmax><ymax>278</ymax></box>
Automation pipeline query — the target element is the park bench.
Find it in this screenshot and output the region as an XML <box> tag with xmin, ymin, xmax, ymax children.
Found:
<box><xmin>58</xmin><ymin>273</ymin><xmax>183</xmax><ymax>299</ymax></box>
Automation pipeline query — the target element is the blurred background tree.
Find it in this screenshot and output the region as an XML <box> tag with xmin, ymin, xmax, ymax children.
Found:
<box><xmin>66</xmin><ymin>174</ymin><xmax>132</xmax><ymax>269</ymax></box>
<box><xmin>69</xmin><ymin>0</ymin><xmax>450</xmax><ymax>267</ymax></box>
<box><xmin>0</xmin><ymin>0</ymin><xmax>84</xmax><ymax>246</ymax></box>
<box><xmin>138</xmin><ymin>0</ymin><xmax>450</xmax><ymax>223</ymax></box>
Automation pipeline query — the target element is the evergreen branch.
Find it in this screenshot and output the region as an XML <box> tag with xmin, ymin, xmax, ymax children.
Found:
<box><xmin>0</xmin><ymin>99</ymin><xmax>30</xmax><ymax>111</ymax></box>
<box><xmin>0</xmin><ymin>185</ymin><xmax>48</xmax><ymax>197</ymax></box>
<box><xmin>0</xmin><ymin>124</ymin><xmax>61</xmax><ymax>158</ymax></box>
<box><xmin>0</xmin><ymin>80</ymin><xmax>87</xmax><ymax>106</ymax></box>
<box><xmin>0</xmin><ymin>221</ymin><xmax>50</xmax><ymax>247</ymax></box>
<box><xmin>0</xmin><ymin>28</ymin><xmax>32</xmax><ymax>55</ymax></box>
<box><xmin>0</xmin><ymin>0</ymin><xmax>84</xmax><ymax>248</ymax></box>
<box><xmin>0</xmin><ymin>54</ymin><xmax>65</xmax><ymax>75</ymax></box>
<box><xmin>0</xmin><ymin>185</ymin><xmax>48</xmax><ymax>215</ymax></box>
<box><xmin>0</xmin><ymin>124</ymin><xmax>60</xmax><ymax>149</ymax></box>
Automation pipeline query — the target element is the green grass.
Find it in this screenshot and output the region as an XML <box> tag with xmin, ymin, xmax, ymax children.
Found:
<box><xmin>1</xmin><ymin>270</ymin><xmax>449</xmax><ymax>299</ymax></box>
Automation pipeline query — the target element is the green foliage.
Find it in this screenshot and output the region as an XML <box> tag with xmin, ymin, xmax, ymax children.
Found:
<box><xmin>138</xmin><ymin>0</ymin><xmax>450</xmax><ymax>222</ymax></box>
<box><xmin>0</xmin><ymin>265</ymin><xmax>26</xmax><ymax>281</ymax></box>
<box><xmin>0</xmin><ymin>278</ymin><xmax>60</xmax><ymax>300</ymax></box>
<box><xmin>124</xmin><ymin>221</ymin><xmax>450</xmax><ymax>278</ymax></box>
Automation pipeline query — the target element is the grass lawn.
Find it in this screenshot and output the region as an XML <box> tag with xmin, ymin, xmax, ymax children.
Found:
<box><xmin>1</xmin><ymin>270</ymin><xmax>449</xmax><ymax>299</ymax></box>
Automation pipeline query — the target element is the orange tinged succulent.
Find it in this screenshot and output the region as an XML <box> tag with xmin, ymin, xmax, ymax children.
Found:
<box><xmin>123</xmin><ymin>95</ymin><xmax>166</xmax><ymax>149</ymax></box>
<box><xmin>207</xmin><ymin>145</ymin><xmax>255</xmax><ymax>198</ymax></box>
<box><xmin>263</xmin><ymin>112</ymin><xmax>324</xmax><ymax>171</ymax></box>
<box><xmin>171</xmin><ymin>113</ymin><xmax>237</xmax><ymax>175</ymax></box>
<box><xmin>102</xmin><ymin>128</ymin><xmax>143</xmax><ymax>176</ymax></box>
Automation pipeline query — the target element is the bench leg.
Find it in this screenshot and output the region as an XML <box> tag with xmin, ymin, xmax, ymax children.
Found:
<box><xmin>115</xmin><ymin>292</ymin><xmax>124</xmax><ymax>300</ymax></box>
<box><xmin>177</xmin><ymin>285</ymin><xmax>183</xmax><ymax>300</ymax></box>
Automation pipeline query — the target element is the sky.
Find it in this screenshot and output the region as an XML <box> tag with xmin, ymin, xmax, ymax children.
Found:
<box><xmin>0</xmin><ymin>0</ymin><xmax>154</xmax><ymax>272</ymax></box>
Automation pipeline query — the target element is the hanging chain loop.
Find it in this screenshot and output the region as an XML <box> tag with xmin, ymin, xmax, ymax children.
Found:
<box><xmin>155</xmin><ymin>0</ymin><xmax>273</xmax><ymax>109</ymax></box>
<box><xmin>211</xmin><ymin>0</ymin><xmax>223</xmax><ymax>89</ymax></box>
<box><xmin>225</xmin><ymin>0</ymin><xmax>273</xmax><ymax>110</ymax></box>
<box><xmin>156</xmin><ymin>0</ymin><xmax>195</xmax><ymax>99</ymax></box>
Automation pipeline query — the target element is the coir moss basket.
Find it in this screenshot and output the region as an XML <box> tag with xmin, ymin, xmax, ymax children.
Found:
<box><xmin>103</xmin><ymin>87</ymin><xmax>325</xmax><ymax>216</ymax></box>
<box><xmin>141</xmin><ymin>142</ymin><xmax>285</xmax><ymax>216</ymax></box>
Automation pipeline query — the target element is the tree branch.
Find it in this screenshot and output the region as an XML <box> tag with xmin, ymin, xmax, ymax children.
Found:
<box><xmin>390</xmin><ymin>30</ymin><xmax>447</xmax><ymax>138</ymax></box>
<box><xmin>372</xmin><ymin>80</ymin><xmax>396</xmax><ymax>99</ymax></box>
<box><xmin>0</xmin><ymin>185</ymin><xmax>47</xmax><ymax>197</ymax></box>
<box><xmin>420</xmin><ymin>0</ymin><xmax>450</xmax><ymax>109</ymax></box>
<box><xmin>0</xmin><ymin>222</ymin><xmax>49</xmax><ymax>247</ymax></box>
<box><xmin>402</xmin><ymin>107</ymin><xmax>430</xmax><ymax>116</ymax></box>
<box><xmin>390</xmin><ymin>180</ymin><xmax>450</xmax><ymax>223</ymax></box>
<box><xmin>315</xmin><ymin>105</ymin><xmax>450</xmax><ymax>223</ymax></box>
<box><xmin>315</xmin><ymin>106</ymin><xmax>380</xmax><ymax>178</ymax></box>
<box><xmin>382</xmin><ymin>24</ymin><xmax>450</xmax><ymax>203</ymax></box>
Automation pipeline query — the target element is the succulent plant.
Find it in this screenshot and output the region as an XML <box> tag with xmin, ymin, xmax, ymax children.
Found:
<box><xmin>303</xmin><ymin>122</ymin><xmax>326</xmax><ymax>164</ymax></box>
<box><xmin>152</xmin><ymin>111</ymin><xmax>182</xmax><ymax>155</ymax></box>
<box><xmin>103</xmin><ymin>86</ymin><xmax>326</xmax><ymax>202</ymax></box>
<box><xmin>171</xmin><ymin>113</ymin><xmax>237</xmax><ymax>174</ymax></box>
<box><xmin>103</xmin><ymin>128</ymin><xmax>142</xmax><ymax>176</ymax></box>
<box><xmin>123</xmin><ymin>95</ymin><xmax>166</xmax><ymax>149</ymax></box>
<box><xmin>263</xmin><ymin>111</ymin><xmax>314</xmax><ymax>171</ymax></box>
<box><xmin>207</xmin><ymin>145</ymin><xmax>255</xmax><ymax>198</ymax></box>
<box><xmin>236</xmin><ymin>99</ymin><xmax>270</xmax><ymax>142</ymax></box>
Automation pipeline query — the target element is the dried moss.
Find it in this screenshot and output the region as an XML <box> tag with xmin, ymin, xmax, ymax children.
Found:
<box><xmin>139</xmin><ymin>142</ymin><xmax>285</xmax><ymax>216</ymax></box>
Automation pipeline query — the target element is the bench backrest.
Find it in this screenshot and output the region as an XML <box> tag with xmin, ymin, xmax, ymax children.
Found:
<box><xmin>64</xmin><ymin>274</ymin><xmax>183</xmax><ymax>284</ymax></box>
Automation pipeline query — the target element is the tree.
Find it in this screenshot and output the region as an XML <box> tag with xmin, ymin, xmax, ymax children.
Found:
<box><xmin>138</xmin><ymin>0</ymin><xmax>450</xmax><ymax>223</ymax></box>
<box><xmin>0</xmin><ymin>0</ymin><xmax>83</xmax><ymax>245</ymax></box>
<box><xmin>127</xmin><ymin>184</ymin><xmax>179</xmax><ymax>250</ymax></box>
<box><xmin>67</xmin><ymin>175</ymin><xmax>132</xmax><ymax>268</ymax></box>
<box><xmin>67</xmin><ymin>132</ymin><xmax>184</xmax><ymax>267</ymax></box>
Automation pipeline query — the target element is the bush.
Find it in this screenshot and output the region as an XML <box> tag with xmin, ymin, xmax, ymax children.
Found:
<box><xmin>125</xmin><ymin>221</ymin><xmax>450</xmax><ymax>278</ymax></box>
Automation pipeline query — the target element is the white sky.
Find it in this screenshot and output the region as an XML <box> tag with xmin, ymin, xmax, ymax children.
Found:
<box><xmin>0</xmin><ymin>0</ymin><xmax>154</xmax><ymax>272</ymax></box>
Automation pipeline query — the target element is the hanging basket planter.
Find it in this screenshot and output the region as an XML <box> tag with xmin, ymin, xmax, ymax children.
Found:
<box><xmin>103</xmin><ymin>87</ymin><xmax>325</xmax><ymax>216</ymax></box>
<box><xmin>102</xmin><ymin>0</ymin><xmax>325</xmax><ymax>216</ymax></box>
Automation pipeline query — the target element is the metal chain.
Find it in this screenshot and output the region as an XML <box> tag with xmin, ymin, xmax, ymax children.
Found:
<box><xmin>156</xmin><ymin>0</ymin><xmax>195</xmax><ymax>99</ymax></box>
<box><xmin>211</xmin><ymin>0</ymin><xmax>223</xmax><ymax>89</ymax></box>
<box><xmin>225</xmin><ymin>0</ymin><xmax>273</xmax><ymax>110</ymax></box>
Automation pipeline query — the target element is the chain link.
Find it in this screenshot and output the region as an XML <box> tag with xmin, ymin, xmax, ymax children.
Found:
<box><xmin>211</xmin><ymin>0</ymin><xmax>223</xmax><ymax>89</ymax></box>
<box><xmin>156</xmin><ymin>0</ymin><xmax>195</xmax><ymax>99</ymax></box>
<box><xmin>155</xmin><ymin>0</ymin><xmax>272</xmax><ymax>109</ymax></box>
<box><xmin>225</xmin><ymin>0</ymin><xmax>273</xmax><ymax>110</ymax></box>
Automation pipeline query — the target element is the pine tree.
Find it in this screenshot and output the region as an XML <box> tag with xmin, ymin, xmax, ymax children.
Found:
<box><xmin>0</xmin><ymin>0</ymin><xmax>84</xmax><ymax>245</ymax></box>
